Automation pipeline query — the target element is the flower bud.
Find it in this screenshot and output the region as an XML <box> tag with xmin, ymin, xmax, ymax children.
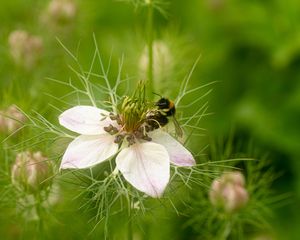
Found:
<box><xmin>139</xmin><ymin>41</ymin><xmax>173</xmax><ymax>90</ymax></box>
<box><xmin>209</xmin><ymin>171</ymin><xmax>249</xmax><ymax>213</ymax></box>
<box><xmin>222</xmin><ymin>171</ymin><xmax>245</xmax><ymax>186</ymax></box>
<box><xmin>252</xmin><ymin>234</ymin><xmax>274</xmax><ymax>240</ymax></box>
<box><xmin>8</xmin><ymin>30</ymin><xmax>43</xmax><ymax>69</ymax></box>
<box><xmin>46</xmin><ymin>0</ymin><xmax>77</xmax><ymax>25</ymax></box>
<box><xmin>0</xmin><ymin>105</ymin><xmax>26</xmax><ymax>133</ymax></box>
<box><xmin>11</xmin><ymin>151</ymin><xmax>53</xmax><ymax>193</ymax></box>
<box><xmin>206</xmin><ymin>0</ymin><xmax>225</xmax><ymax>11</ymax></box>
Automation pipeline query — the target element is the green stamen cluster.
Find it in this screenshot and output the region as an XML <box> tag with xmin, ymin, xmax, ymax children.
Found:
<box><xmin>120</xmin><ymin>96</ymin><xmax>147</xmax><ymax>133</ymax></box>
<box><xmin>104</xmin><ymin>87</ymin><xmax>161</xmax><ymax>145</ymax></box>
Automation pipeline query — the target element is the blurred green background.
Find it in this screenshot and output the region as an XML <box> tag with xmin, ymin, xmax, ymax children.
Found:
<box><xmin>1</xmin><ymin>0</ymin><xmax>299</xmax><ymax>239</ymax></box>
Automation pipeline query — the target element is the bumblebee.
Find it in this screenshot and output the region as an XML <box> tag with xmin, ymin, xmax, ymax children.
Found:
<box><xmin>146</xmin><ymin>97</ymin><xmax>183</xmax><ymax>137</ymax></box>
<box><xmin>155</xmin><ymin>98</ymin><xmax>176</xmax><ymax>116</ymax></box>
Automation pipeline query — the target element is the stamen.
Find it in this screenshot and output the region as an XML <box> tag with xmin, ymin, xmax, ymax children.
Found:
<box><xmin>100</xmin><ymin>113</ymin><xmax>107</xmax><ymax>121</ymax></box>
<box><xmin>104</xmin><ymin>124</ymin><xmax>113</xmax><ymax>132</ymax></box>
<box><xmin>142</xmin><ymin>135</ymin><xmax>152</xmax><ymax>141</ymax></box>
<box><xmin>126</xmin><ymin>135</ymin><xmax>136</xmax><ymax>146</ymax></box>
<box><xmin>104</xmin><ymin>124</ymin><xmax>119</xmax><ymax>135</ymax></box>
<box><xmin>133</xmin><ymin>129</ymin><xmax>144</xmax><ymax>139</ymax></box>
<box><xmin>109</xmin><ymin>113</ymin><xmax>122</xmax><ymax>125</ymax></box>
<box><xmin>109</xmin><ymin>112</ymin><xmax>118</xmax><ymax>120</ymax></box>
<box><xmin>114</xmin><ymin>134</ymin><xmax>124</xmax><ymax>144</ymax></box>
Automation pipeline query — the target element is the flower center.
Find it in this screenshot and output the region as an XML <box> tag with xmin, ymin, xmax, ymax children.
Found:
<box><xmin>104</xmin><ymin>96</ymin><xmax>154</xmax><ymax>146</ymax></box>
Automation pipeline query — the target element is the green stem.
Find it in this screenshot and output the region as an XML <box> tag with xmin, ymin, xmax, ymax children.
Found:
<box><xmin>127</xmin><ymin>194</ymin><xmax>133</xmax><ymax>240</ymax></box>
<box><xmin>147</xmin><ymin>1</ymin><xmax>154</xmax><ymax>96</ymax></box>
<box><xmin>221</xmin><ymin>215</ymin><xmax>232</xmax><ymax>240</ymax></box>
<box><xmin>35</xmin><ymin>192</ymin><xmax>44</xmax><ymax>237</ymax></box>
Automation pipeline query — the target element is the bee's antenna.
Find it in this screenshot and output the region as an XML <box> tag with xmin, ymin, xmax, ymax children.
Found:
<box><xmin>152</xmin><ymin>92</ymin><xmax>162</xmax><ymax>98</ymax></box>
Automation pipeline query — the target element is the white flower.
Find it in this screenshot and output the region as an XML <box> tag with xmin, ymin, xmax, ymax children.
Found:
<box><xmin>59</xmin><ymin>105</ymin><xmax>195</xmax><ymax>197</ymax></box>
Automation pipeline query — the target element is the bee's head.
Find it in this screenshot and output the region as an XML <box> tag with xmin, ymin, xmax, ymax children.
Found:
<box><xmin>155</xmin><ymin>98</ymin><xmax>171</xmax><ymax>109</ymax></box>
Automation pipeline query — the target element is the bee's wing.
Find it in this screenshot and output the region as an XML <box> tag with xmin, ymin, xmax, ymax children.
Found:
<box><xmin>172</xmin><ymin>116</ymin><xmax>183</xmax><ymax>138</ymax></box>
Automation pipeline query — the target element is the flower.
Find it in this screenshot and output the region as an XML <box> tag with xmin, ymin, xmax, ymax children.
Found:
<box><xmin>252</xmin><ymin>234</ymin><xmax>274</xmax><ymax>240</ymax></box>
<box><xmin>206</xmin><ymin>0</ymin><xmax>225</xmax><ymax>11</ymax></box>
<box><xmin>209</xmin><ymin>171</ymin><xmax>249</xmax><ymax>213</ymax></box>
<box><xmin>8</xmin><ymin>30</ymin><xmax>43</xmax><ymax>69</ymax></box>
<box><xmin>11</xmin><ymin>151</ymin><xmax>53</xmax><ymax>193</ymax></box>
<box><xmin>139</xmin><ymin>41</ymin><xmax>173</xmax><ymax>91</ymax></box>
<box><xmin>59</xmin><ymin>102</ymin><xmax>196</xmax><ymax>197</ymax></box>
<box><xmin>44</xmin><ymin>0</ymin><xmax>77</xmax><ymax>26</ymax></box>
<box><xmin>0</xmin><ymin>105</ymin><xmax>26</xmax><ymax>133</ymax></box>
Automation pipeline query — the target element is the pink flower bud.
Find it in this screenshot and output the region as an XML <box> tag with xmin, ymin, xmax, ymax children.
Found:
<box><xmin>0</xmin><ymin>105</ymin><xmax>26</xmax><ymax>133</ymax></box>
<box><xmin>8</xmin><ymin>30</ymin><xmax>43</xmax><ymax>69</ymax></box>
<box><xmin>252</xmin><ymin>234</ymin><xmax>274</xmax><ymax>240</ymax></box>
<box><xmin>209</xmin><ymin>171</ymin><xmax>249</xmax><ymax>213</ymax></box>
<box><xmin>11</xmin><ymin>151</ymin><xmax>53</xmax><ymax>193</ymax></box>
<box><xmin>222</xmin><ymin>171</ymin><xmax>245</xmax><ymax>186</ymax></box>
<box><xmin>47</xmin><ymin>0</ymin><xmax>77</xmax><ymax>24</ymax></box>
<box><xmin>206</xmin><ymin>0</ymin><xmax>225</xmax><ymax>11</ymax></box>
<box><xmin>139</xmin><ymin>41</ymin><xmax>173</xmax><ymax>87</ymax></box>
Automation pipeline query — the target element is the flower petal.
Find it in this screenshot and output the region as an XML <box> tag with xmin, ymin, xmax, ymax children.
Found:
<box><xmin>60</xmin><ymin>134</ymin><xmax>118</xmax><ymax>169</ymax></box>
<box><xmin>149</xmin><ymin>130</ymin><xmax>196</xmax><ymax>166</ymax></box>
<box><xmin>116</xmin><ymin>142</ymin><xmax>170</xmax><ymax>197</ymax></box>
<box><xmin>59</xmin><ymin>106</ymin><xmax>115</xmax><ymax>135</ymax></box>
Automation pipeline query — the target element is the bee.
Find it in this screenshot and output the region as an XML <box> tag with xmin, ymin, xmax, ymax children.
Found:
<box><xmin>155</xmin><ymin>98</ymin><xmax>176</xmax><ymax>116</ymax></box>
<box><xmin>146</xmin><ymin>96</ymin><xmax>183</xmax><ymax>137</ymax></box>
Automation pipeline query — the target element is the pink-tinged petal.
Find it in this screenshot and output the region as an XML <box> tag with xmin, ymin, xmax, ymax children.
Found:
<box><xmin>59</xmin><ymin>106</ymin><xmax>115</xmax><ymax>135</ymax></box>
<box><xmin>149</xmin><ymin>130</ymin><xmax>196</xmax><ymax>167</ymax></box>
<box><xmin>60</xmin><ymin>134</ymin><xmax>118</xmax><ymax>169</ymax></box>
<box><xmin>116</xmin><ymin>142</ymin><xmax>170</xmax><ymax>198</ymax></box>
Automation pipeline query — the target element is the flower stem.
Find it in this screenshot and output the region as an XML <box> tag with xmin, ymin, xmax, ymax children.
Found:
<box><xmin>147</xmin><ymin>1</ymin><xmax>154</xmax><ymax>96</ymax></box>
<box><xmin>35</xmin><ymin>192</ymin><xmax>44</xmax><ymax>237</ymax></box>
<box><xmin>127</xmin><ymin>192</ymin><xmax>133</xmax><ymax>240</ymax></box>
<box><xmin>128</xmin><ymin>214</ymin><xmax>133</xmax><ymax>240</ymax></box>
<box><xmin>221</xmin><ymin>216</ymin><xmax>232</xmax><ymax>240</ymax></box>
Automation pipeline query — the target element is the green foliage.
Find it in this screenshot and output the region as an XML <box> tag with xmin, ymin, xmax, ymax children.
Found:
<box><xmin>0</xmin><ymin>0</ymin><xmax>298</xmax><ymax>239</ymax></box>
